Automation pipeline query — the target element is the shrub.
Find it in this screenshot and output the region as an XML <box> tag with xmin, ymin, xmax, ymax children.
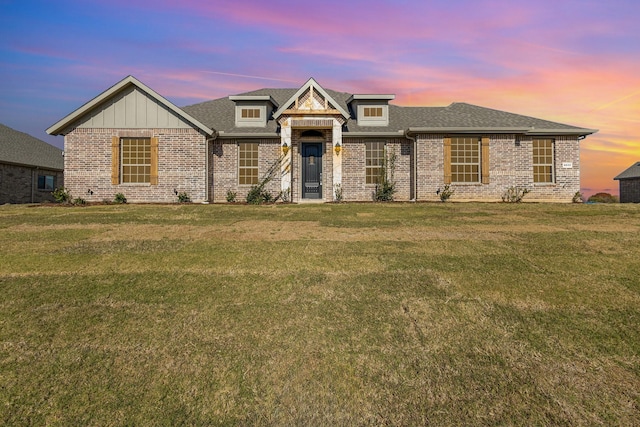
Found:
<box><xmin>334</xmin><ymin>184</ymin><xmax>343</xmax><ymax>202</ymax></box>
<box><xmin>572</xmin><ymin>191</ymin><xmax>584</xmax><ymax>203</ymax></box>
<box><xmin>246</xmin><ymin>186</ymin><xmax>272</xmax><ymax>204</ymax></box>
<box><xmin>438</xmin><ymin>185</ymin><xmax>454</xmax><ymax>202</ymax></box>
<box><xmin>502</xmin><ymin>186</ymin><xmax>530</xmax><ymax>203</ymax></box>
<box><xmin>52</xmin><ymin>187</ymin><xmax>71</xmax><ymax>204</ymax></box>
<box><xmin>114</xmin><ymin>193</ymin><xmax>127</xmax><ymax>204</ymax></box>
<box><xmin>280</xmin><ymin>187</ymin><xmax>291</xmax><ymax>203</ymax></box>
<box><xmin>587</xmin><ymin>192</ymin><xmax>618</xmax><ymax>203</ymax></box>
<box><xmin>177</xmin><ymin>192</ymin><xmax>191</xmax><ymax>203</ymax></box>
<box><xmin>72</xmin><ymin>197</ymin><xmax>86</xmax><ymax>205</ymax></box>
<box><xmin>226</xmin><ymin>190</ymin><xmax>237</xmax><ymax>203</ymax></box>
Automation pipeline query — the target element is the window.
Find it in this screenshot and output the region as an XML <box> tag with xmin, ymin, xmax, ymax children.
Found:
<box><xmin>451</xmin><ymin>137</ymin><xmax>480</xmax><ymax>183</ymax></box>
<box><xmin>363</xmin><ymin>107</ymin><xmax>383</xmax><ymax>117</ymax></box>
<box><xmin>241</xmin><ymin>108</ymin><xmax>261</xmax><ymax>119</ymax></box>
<box><xmin>366</xmin><ymin>141</ymin><xmax>385</xmax><ymax>184</ymax></box>
<box><xmin>111</xmin><ymin>136</ymin><xmax>157</xmax><ymax>185</ymax></box>
<box><xmin>239</xmin><ymin>142</ymin><xmax>259</xmax><ymax>185</ymax></box>
<box><xmin>37</xmin><ymin>174</ymin><xmax>55</xmax><ymax>190</ymax></box>
<box><xmin>533</xmin><ymin>139</ymin><xmax>554</xmax><ymax>183</ymax></box>
<box><xmin>121</xmin><ymin>138</ymin><xmax>151</xmax><ymax>183</ymax></box>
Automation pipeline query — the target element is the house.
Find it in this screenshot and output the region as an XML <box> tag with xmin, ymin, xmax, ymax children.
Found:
<box><xmin>614</xmin><ymin>162</ymin><xmax>640</xmax><ymax>203</ymax></box>
<box><xmin>46</xmin><ymin>75</ymin><xmax>597</xmax><ymax>203</ymax></box>
<box><xmin>0</xmin><ymin>123</ymin><xmax>64</xmax><ymax>204</ymax></box>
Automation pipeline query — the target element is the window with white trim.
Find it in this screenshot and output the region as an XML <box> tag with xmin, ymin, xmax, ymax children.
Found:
<box><xmin>239</xmin><ymin>142</ymin><xmax>259</xmax><ymax>185</ymax></box>
<box><xmin>121</xmin><ymin>137</ymin><xmax>151</xmax><ymax>183</ymax></box>
<box><xmin>365</xmin><ymin>141</ymin><xmax>385</xmax><ymax>184</ymax></box>
<box><xmin>451</xmin><ymin>137</ymin><xmax>480</xmax><ymax>183</ymax></box>
<box><xmin>533</xmin><ymin>138</ymin><xmax>555</xmax><ymax>183</ymax></box>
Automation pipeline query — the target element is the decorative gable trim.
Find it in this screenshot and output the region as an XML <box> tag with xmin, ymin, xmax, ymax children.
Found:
<box><xmin>272</xmin><ymin>77</ymin><xmax>349</xmax><ymax>120</ymax></box>
<box><xmin>47</xmin><ymin>76</ymin><xmax>214</xmax><ymax>136</ymax></box>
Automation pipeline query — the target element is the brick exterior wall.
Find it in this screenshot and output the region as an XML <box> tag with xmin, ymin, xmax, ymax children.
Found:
<box><xmin>341</xmin><ymin>138</ymin><xmax>412</xmax><ymax>201</ymax></box>
<box><xmin>0</xmin><ymin>163</ymin><xmax>63</xmax><ymax>204</ymax></box>
<box><xmin>66</xmin><ymin>128</ymin><xmax>581</xmax><ymax>204</ymax></box>
<box><xmin>64</xmin><ymin>128</ymin><xmax>207</xmax><ymax>203</ymax></box>
<box><xmin>416</xmin><ymin>134</ymin><xmax>580</xmax><ymax>202</ymax></box>
<box><xmin>619</xmin><ymin>179</ymin><xmax>640</xmax><ymax>203</ymax></box>
<box><xmin>210</xmin><ymin>138</ymin><xmax>282</xmax><ymax>202</ymax></box>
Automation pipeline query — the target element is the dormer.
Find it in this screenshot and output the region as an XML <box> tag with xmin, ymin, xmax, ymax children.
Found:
<box><xmin>347</xmin><ymin>94</ymin><xmax>395</xmax><ymax>127</ymax></box>
<box><xmin>230</xmin><ymin>95</ymin><xmax>278</xmax><ymax>127</ymax></box>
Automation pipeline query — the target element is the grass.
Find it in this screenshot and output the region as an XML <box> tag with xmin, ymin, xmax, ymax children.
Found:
<box><xmin>0</xmin><ymin>202</ymin><xmax>639</xmax><ymax>425</ymax></box>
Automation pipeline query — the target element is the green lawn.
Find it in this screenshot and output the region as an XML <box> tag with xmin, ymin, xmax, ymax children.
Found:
<box><xmin>1</xmin><ymin>202</ymin><xmax>638</xmax><ymax>425</ymax></box>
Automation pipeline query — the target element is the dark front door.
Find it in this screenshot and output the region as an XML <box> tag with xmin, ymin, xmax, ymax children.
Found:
<box><xmin>302</xmin><ymin>143</ymin><xmax>323</xmax><ymax>199</ymax></box>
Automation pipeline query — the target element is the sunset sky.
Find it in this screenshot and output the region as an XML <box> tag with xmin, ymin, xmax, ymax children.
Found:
<box><xmin>2</xmin><ymin>0</ymin><xmax>639</xmax><ymax>197</ymax></box>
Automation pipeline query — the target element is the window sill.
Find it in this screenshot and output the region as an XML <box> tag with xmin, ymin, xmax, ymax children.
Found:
<box><xmin>533</xmin><ymin>183</ymin><xmax>556</xmax><ymax>187</ymax></box>
<box><xmin>119</xmin><ymin>183</ymin><xmax>151</xmax><ymax>187</ymax></box>
<box><xmin>450</xmin><ymin>182</ymin><xmax>482</xmax><ymax>186</ymax></box>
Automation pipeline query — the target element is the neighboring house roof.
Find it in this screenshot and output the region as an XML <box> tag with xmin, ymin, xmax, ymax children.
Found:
<box><xmin>614</xmin><ymin>161</ymin><xmax>640</xmax><ymax>180</ymax></box>
<box><xmin>47</xmin><ymin>75</ymin><xmax>214</xmax><ymax>136</ymax></box>
<box><xmin>0</xmin><ymin>123</ymin><xmax>63</xmax><ymax>170</ymax></box>
<box><xmin>183</xmin><ymin>81</ymin><xmax>597</xmax><ymax>137</ymax></box>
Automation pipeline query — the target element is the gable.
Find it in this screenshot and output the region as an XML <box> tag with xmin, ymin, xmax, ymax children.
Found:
<box><xmin>273</xmin><ymin>78</ymin><xmax>350</xmax><ymax>120</ymax></box>
<box><xmin>76</xmin><ymin>86</ymin><xmax>192</xmax><ymax>130</ymax></box>
<box><xmin>47</xmin><ymin>76</ymin><xmax>213</xmax><ymax>136</ymax></box>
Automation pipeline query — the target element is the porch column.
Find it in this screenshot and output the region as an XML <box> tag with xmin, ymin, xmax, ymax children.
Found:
<box><xmin>280</xmin><ymin>119</ymin><xmax>292</xmax><ymax>199</ymax></box>
<box><xmin>332</xmin><ymin>119</ymin><xmax>342</xmax><ymax>200</ymax></box>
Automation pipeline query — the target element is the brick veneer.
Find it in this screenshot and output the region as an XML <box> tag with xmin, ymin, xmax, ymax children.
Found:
<box><xmin>65</xmin><ymin>128</ymin><xmax>207</xmax><ymax>203</ymax></box>
<box><xmin>416</xmin><ymin>134</ymin><xmax>580</xmax><ymax>202</ymax></box>
<box><xmin>210</xmin><ymin>138</ymin><xmax>282</xmax><ymax>202</ymax></box>
<box><xmin>66</xmin><ymin>127</ymin><xmax>581</xmax><ymax>203</ymax></box>
<box><xmin>0</xmin><ymin>163</ymin><xmax>63</xmax><ymax>204</ymax></box>
<box><xmin>619</xmin><ymin>179</ymin><xmax>640</xmax><ymax>203</ymax></box>
<box><xmin>341</xmin><ymin>138</ymin><xmax>412</xmax><ymax>201</ymax></box>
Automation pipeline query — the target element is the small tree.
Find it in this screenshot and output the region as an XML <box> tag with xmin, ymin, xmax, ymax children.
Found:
<box><xmin>587</xmin><ymin>192</ymin><xmax>618</xmax><ymax>203</ymax></box>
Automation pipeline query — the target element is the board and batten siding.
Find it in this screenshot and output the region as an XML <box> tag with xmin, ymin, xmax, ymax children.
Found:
<box><xmin>77</xmin><ymin>86</ymin><xmax>192</xmax><ymax>129</ymax></box>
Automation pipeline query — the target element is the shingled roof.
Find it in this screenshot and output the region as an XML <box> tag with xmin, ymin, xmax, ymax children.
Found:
<box><xmin>0</xmin><ymin>124</ymin><xmax>63</xmax><ymax>170</ymax></box>
<box><xmin>182</xmin><ymin>84</ymin><xmax>597</xmax><ymax>137</ymax></box>
<box><xmin>614</xmin><ymin>162</ymin><xmax>640</xmax><ymax>180</ymax></box>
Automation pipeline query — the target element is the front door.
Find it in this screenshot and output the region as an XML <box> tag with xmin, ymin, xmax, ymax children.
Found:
<box><xmin>302</xmin><ymin>143</ymin><xmax>322</xmax><ymax>199</ymax></box>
